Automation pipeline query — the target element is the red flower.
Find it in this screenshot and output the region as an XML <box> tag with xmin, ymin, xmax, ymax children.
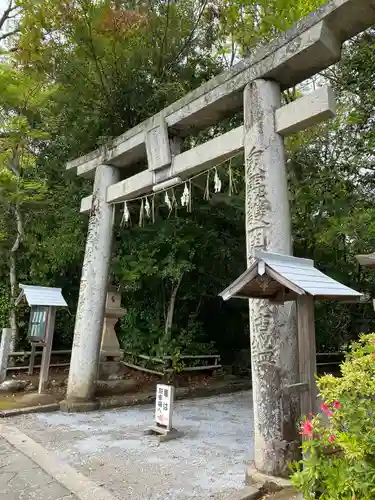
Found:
<box><xmin>321</xmin><ymin>402</ymin><xmax>334</xmax><ymax>417</ymax></box>
<box><xmin>300</xmin><ymin>419</ymin><xmax>314</xmax><ymax>438</ymax></box>
<box><xmin>333</xmin><ymin>401</ymin><xmax>341</xmax><ymax>410</ymax></box>
<box><xmin>328</xmin><ymin>435</ymin><xmax>335</xmax><ymax>443</ymax></box>
<box><xmin>371</xmin><ymin>340</ymin><xmax>375</xmax><ymax>344</ymax></box>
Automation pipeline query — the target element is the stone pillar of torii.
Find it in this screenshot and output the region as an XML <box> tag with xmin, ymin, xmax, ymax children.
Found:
<box><xmin>60</xmin><ymin>0</ymin><xmax>375</xmax><ymax>477</ymax></box>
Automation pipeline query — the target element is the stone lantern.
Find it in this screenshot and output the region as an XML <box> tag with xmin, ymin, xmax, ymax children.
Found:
<box><xmin>100</xmin><ymin>287</ymin><xmax>126</xmax><ymax>361</ymax></box>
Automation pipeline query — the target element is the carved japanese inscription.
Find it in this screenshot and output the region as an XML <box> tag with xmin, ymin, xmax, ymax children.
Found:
<box><xmin>245</xmin><ymin>139</ymin><xmax>270</xmax><ymax>258</ymax></box>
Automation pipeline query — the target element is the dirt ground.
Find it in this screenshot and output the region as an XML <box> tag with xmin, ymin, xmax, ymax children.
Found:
<box><xmin>263</xmin><ymin>492</ymin><xmax>302</xmax><ymax>499</ymax></box>
<box><xmin>0</xmin><ymin>367</ymin><xmax>68</xmax><ymax>410</ymax></box>
<box><xmin>0</xmin><ymin>391</ymin><xmax>60</xmax><ymax>410</ymax></box>
<box><xmin>0</xmin><ymin>365</ymin><xmax>218</xmax><ymax>410</ymax></box>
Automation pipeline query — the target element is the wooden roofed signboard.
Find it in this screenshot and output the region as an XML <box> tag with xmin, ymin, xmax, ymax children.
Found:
<box><xmin>15</xmin><ymin>285</ymin><xmax>67</xmax><ymax>394</ymax></box>
<box><xmin>220</xmin><ymin>251</ymin><xmax>363</xmax><ymax>420</ymax></box>
<box><xmin>219</xmin><ymin>251</ymin><xmax>362</xmax><ymax>303</ymax></box>
<box><xmin>356</xmin><ymin>252</ymin><xmax>375</xmax><ymax>269</ymax></box>
<box><xmin>356</xmin><ymin>252</ymin><xmax>375</xmax><ymax>310</ymax></box>
<box><xmin>16</xmin><ymin>285</ymin><xmax>68</xmax><ymax>308</ymax></box>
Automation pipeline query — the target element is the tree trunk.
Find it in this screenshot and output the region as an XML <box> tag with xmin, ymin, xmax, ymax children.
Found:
<box><xmin>9</xmin><ymin>205</ymin><xmax>23</xmax><ymax>353</ymax></box>
<box><xmin>164</xmin><ymin>274</ymin><xmax>183</xmax><ymax>342</ymax></box>
<box><xmin>164</xmin><ymin>274</ymin><xmax>183</xmax><ymax>385</ymax></box>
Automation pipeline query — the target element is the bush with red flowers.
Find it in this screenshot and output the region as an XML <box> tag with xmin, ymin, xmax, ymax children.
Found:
<box><xmin>291</xmin><ymin>334</ymin><xmax>375</xmax><ymax>499</ymax></box>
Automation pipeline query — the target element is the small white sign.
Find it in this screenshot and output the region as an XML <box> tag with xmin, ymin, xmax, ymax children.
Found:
<box><xmin>155</xmin><ymin>384</ymin><xmax>174</xmax><ymax>430</ymax></box>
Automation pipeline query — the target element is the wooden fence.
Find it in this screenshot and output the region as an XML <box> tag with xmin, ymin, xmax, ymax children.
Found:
<box><xmin>122</xmin><ymin>352</ymin><xmax>222</xmax><ymax>376</ymax></box>
<box><xmin>6</xmin><ymin>349</ymin><xmax>71</xmax><ymax>375</ymax></box>
<box><xmin>316</xmin><ymin>352</ymin><xmax>343</xmax><ymax>370</ymax></box>
<box><xmin>5</xmin><ymin>349</ymin><xmax>343</xmax><ymax>376</ymax></box>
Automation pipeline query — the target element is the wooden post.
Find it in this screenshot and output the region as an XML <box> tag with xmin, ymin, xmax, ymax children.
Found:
<box><xmin>28</xmin><ymin>344</ymin><xmax>37</xmax><ymax>376</ymax></box>
<box><xmin>297</xmin><ymin>295</ymin><xmax>318</xmax><ymax>417</ymax></box>
<box><xmin>38</xmin><ymin>307</ymin><xmax>56</xmax><ymax>394</ymax></box>
<box><xmin>0</xmin><ymin>328</ymin><xmax>12</xmax><ymax>384</ymax></box>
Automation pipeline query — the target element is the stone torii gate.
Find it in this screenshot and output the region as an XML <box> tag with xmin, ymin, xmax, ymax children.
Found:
<box><xmin>61</xmin><ymin>0</ymin><xmax>375</xmax><ymax>477</ymax></box>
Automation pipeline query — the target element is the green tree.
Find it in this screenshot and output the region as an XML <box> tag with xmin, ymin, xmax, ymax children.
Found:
<box><xmin>112</xmin><ymin>192</ymin><xmax>245</xmax><ymax>357</ymax></box>
<box><xmin>288</xmin><ymin>32</ymin><xmax>375</xmax><ymax>350</ymax></box>
<box><xmin>9</xmin><ymin>0</ymin><xmax>230</xmax><ymax>351</ymax></box>
<box><xmin>0</xmin><ymin>65</ymin><xmax>53</xmax><ymax>348</ymax></box>
<box><xmin>213</xmin><ymin>0</ymin><xmax>325</xmax><ymax>65</ymax></box>
<box><xmin>16</xmin><ymin>0</ymin><xmax>221</xmax><ymax>150</ymax></box>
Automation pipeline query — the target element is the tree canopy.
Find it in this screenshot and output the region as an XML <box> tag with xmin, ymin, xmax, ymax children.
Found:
<box><xmin>0</xmin><ymin>0</ymin><xmax>374</xmax><ymax>362</ymax></box>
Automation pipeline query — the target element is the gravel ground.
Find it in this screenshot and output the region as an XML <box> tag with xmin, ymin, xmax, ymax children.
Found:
<box><xmin>7</xmin><ymin>391</ymin><xmax>254</xmax><ymax>500</ymax></box>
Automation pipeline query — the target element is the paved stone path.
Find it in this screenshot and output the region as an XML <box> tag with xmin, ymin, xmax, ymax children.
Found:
<box><xmin>0</xmin><ymin>437</ymin><xmax>77</xmax><ymax>500</ymax></box>
<box><xmin>0</xmin><ymin>424</ymin><xmax>116</xmax><ymax>500</ymax></box>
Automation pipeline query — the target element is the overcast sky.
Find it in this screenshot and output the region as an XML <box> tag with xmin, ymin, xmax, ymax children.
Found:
<box><xmin>0</xmin><ymin>1</ymin><xmax>18</xmax><ymax>20</ymax></box>
<box><xmin>0</xmin><ymin>1</ymin><xmax>19</xmax><ymax>36</ymax></box>
<box><xmin>0</xmin><ymin>1</ymin><xmax>10</xmax><ymax>12</ymax></box>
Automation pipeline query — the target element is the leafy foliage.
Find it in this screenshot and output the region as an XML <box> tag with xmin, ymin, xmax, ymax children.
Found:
<box><xmin>0</xmin><ymin>64</ymin><xmax>54</xmax><ymax>345</ymax></box>
<box><xmin>291</xmin><ymin>334</ymin><xmax>375</xmax><ymax>499</ymax></box>
<box><xmin>16</xmin><ymin>0</ymin><xmax>221</xmax><ymax>152</ymax></box>
<box><xmin>289</xmin><ymin>33</ymin><xmax>375</xmax><ymax>350</ymax></box>
<box><xmin>0</xmin><ymin>65</ymin><xmax>52</xmax><ymax>216</ymax></box>
<box><xmin>113</xmin><ymin>193</ymin><xmax>245</xmax><ymax>356</ymax></box>
<box><xmin>215</xmin><ymin>0</ymin><xmax>325</xmax><ymax>63</ymax></box>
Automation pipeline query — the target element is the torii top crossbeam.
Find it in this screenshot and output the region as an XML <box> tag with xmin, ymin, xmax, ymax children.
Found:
<box><xmin>67</xmin><ymin>0</ymin><xmax>375</xmax><ymax>183</ymax></box>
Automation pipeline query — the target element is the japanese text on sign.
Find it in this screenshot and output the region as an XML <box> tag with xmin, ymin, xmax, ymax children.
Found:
<box><xmin>155</xmin><ymin>384</ymin><xmax>173</xmax><ymax>430</ymax></box>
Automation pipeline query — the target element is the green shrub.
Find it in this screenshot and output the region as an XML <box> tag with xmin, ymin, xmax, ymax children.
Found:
<box><xmin>291</xmin><ymin>333</ymin><xmax>375</xmax><ymax>499</ymax></box>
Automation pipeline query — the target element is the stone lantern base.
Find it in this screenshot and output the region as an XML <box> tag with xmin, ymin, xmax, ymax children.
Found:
<box><xmin>100</xmin><ymin>289</ymin><xmax>125</xmax><ymax>362</ymax></box>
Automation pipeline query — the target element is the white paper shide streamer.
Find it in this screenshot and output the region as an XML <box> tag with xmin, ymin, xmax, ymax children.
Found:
<box><xmin>121</xmin><ymin>201</ymin><xmax>130</xmax><ymax>226</ymax></box>
<box><xmin>118</xmin><ymin>153</ymin><xmax>240</xmax><ymax>229</ymax></box>
<box><xmin>144</xmin><ymin>197</ymin><xmax>151</xmax><ymax>218</ymax></box>
<box><xmin>180</xmin><ymin>182</ymin><xmax>190</xmax><ymax>207</ymax></box>
<box><xmin>214</xmin><ymin>168</ymin><xmax>222</xmax><ymax>193</ymax></box>
<box><xmin>139</xmin><ymin>199</ymin><xmax>145</xmax><ymax>227</ymax></box>
<box><xmin>164</xmin><ymin>191</ymin><xmax>172</xmax><ymax>212</ymax></box>
<box><xmin>204</xmin><ymin>171</ymin><xmax>210</xmax><ymax>200</ymax></box>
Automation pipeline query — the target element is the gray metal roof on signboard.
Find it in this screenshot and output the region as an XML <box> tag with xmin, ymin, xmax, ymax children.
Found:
<box><xmin>220</xmin><ymin>250</ymin><xmax>363</xmax><ymax>302</ymax></box>
<box><xmin>17</xmin><ymin>284</ymin><xmax>68</xmax><ymax>307</ymax></box>
<box><xmin>356</xmin><ymin>252</ymin><xmax>375</xmax><ymax>268</ymax></box>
